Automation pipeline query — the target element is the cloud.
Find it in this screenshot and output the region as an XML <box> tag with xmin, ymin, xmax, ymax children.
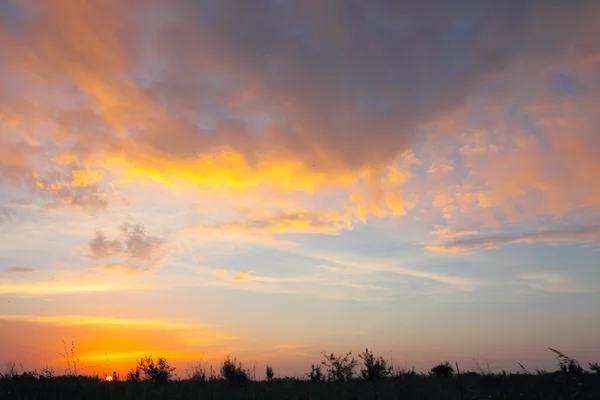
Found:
<box><xmin>0</xmin><ymin>314</ymin><xmax>237</xmax><ymax>366</ymax></box>
<box><xmin>0</xmin><ymin>279</ymin><xmax>153</xmax><ymax>295</ymax></box>
<box><xmin>6</xmin><ymin>267</ymin><xmax>35</xmax><ymax>273</ymax></box>
<box><xmin>0</xmin><ymin>207</ymin><xmax>15</xmax><ymax>225</ymax></box>
<box><xmin>87</xmin><ymin>262</ymin><xmax>149</xmax><ymax>275</ymax></box>
<box><xmin>274</xmin><ymin>344</ymin><xmax>308</xmax><ymax>357</ymax></box>
<box><xmin>427</xmin><ymin>226</ymin><xmax>600</xmax><ymax>254</ymax></box>
<box><xmin>84</xmin><ymin>223</ymin><xmax>166</xmax><ymax>273</ymax></box>
<box><xmin>87</xmin><ymin>232</ymin><xmax>124</xmax><ymax>260</ymax></box>
<box><xmin>394</xmin><ymin>267</ymin><xmax>478</xmax><ymax>291</ymax></box>
<box><xmin>213</xmin><ymin>269</ymin><xmax>256</xmax><ymax>282</ymax></box>
<box><xmin>519</xmin><ymin>272</ymin><xmax>594</xmax><ymax>294</ymax></box>
<box><xmin>197</xmin><ymin>210</ymin><xmax>351</xmax><ymax>237</ymax></box>
<box><xmin>421</xmin><ymin>68</ymin><xmax>600</xmax><ymax>227</ymax></box>
<box><xmin>430</xmin><ymin>226</ymin><xmax>479</xmax><ymax>239</ymax></box>
<box><xmin>1</xmin><ymin>0</ymin><xmax>597</xmax><ymax>222</ymax></box>
<box><xmin>0</xmin><ymin>314</ymin><xmax>207</xmax><ymax>331</ymax></box>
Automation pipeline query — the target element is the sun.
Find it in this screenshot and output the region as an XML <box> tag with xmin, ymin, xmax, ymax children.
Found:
<box><xmin>105</xmin><ymin>375</ymin><xmax>113</xmax><ymax>382</ymax></box>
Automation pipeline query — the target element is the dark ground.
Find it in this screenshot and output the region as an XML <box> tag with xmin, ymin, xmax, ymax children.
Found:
<box><xmin>2</xmin><ymin>373</ymin><xmax>599</xmax><ymax>400</ymax></box>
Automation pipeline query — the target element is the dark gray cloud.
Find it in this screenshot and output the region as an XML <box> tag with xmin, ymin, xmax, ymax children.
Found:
<box><xmin>142</xmin><ymin>0</ymin><xmax>600</xmax><ymax>172</ymax></box>
<box><xmin>1</xmin><ymin>0</ymin><xmax>599</xmax><ymax>200</ymax></box>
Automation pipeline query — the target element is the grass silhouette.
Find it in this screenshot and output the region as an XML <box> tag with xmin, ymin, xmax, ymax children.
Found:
<box><xmin>1</xmin><ymin>347</ymin><xmax>599</xmax><ymax>399</ymax></box>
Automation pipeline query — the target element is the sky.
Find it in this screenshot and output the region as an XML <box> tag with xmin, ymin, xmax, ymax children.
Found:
<box><xmin>1</xmin><ymin>0</ymin><xmax>600</xmax><ymax>378</ymax></box>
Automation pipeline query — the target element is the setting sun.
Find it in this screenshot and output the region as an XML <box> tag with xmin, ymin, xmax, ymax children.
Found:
<box><xmin>105</xmin><ymin>375</ymin><xmax>113</xmax><ymax>383</ymax></box>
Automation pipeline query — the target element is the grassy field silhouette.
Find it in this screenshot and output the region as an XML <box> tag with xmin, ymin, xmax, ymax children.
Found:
<box><xmin>2</xmin><ymin>347</ymin><xmax>599</xmax><ymax>399</ymax></box>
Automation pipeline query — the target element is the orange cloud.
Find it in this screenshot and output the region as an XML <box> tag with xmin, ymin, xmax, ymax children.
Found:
<box><xmin>0</xmin><ymin>314</ymin><xmax>237</xmax><ymax>375</ymax></box>
<box><xmin>0</xmin><ymin>279</ymin><xmax>153</xmax><ymax>295</ymax></box>
<box><xmin>200</xmin><ymin>211</ymin><xmax>351</xmax><ymax>235</ymax></box>
<box><xmin>213</xmin><ymin>269</ymin><xmax>256</xmax><ymax>283</ymax></box>
<box><xmin>430</xmin><ymin>226</ymin><xmax>479</xmax><ymax>239</ymax></box>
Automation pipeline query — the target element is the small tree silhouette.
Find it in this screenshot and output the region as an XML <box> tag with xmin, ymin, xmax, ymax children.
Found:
<box><xmin>306</xmin><ymin>364</ymin><xmax>324</xmax><ymax>382</ymax></box>
<box><xmin>358</xmin><ymin>348</ymin><xmax>391</xmax><ymax>380</ymax></box>
<box><xmin>265</xmin><ymin>365</ymin><xmax>274</xmax><ymax>381</ymax></box>
<box><xmin>321</xmin><ymin>352</ymin><xmax>358</xmax><ymax>382</ymax></box>
<box><xmin>220</xmin><ymin>357</ymin><xmax>248</xmax><ymax>386</ymax></box>
<box><xmin>429</xmin><ymin>361</ymin><xmax>454</xmax><ymax>377</ymax></box>
<box><xmin>134</xmin><ymin>356</ymin><xmax>175</xmax><ymax>383</ymax></box>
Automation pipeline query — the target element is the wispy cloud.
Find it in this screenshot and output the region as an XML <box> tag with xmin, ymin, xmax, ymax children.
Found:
<box><xmin>212</xmin><ymin>269</ymin><xmax>256</xmax><ymax>282</ymax></box>
<box><xmin>196</xmin><ymin>211</ymin><xmax>351</xmax><ymax>236</ymax></box>
<box><xmin>393</xmin><ymin>267</ymin><xmax>479</xmax><ymax>291</ymax></box>
<box><xmin>0</xmin><ymin>207</ymin><xmax>15</xmax><ymax>225</ymax></box>
<box><xmin>6</xmin><ymin>266</ymin><xmax>35</xmax><ymax>273</ymax></box>
<box><xmin>0</xmin><ymin>279</ymin><xmax>153</xmax><ymax>295</ymax></box>
<box><xmin>274</xmin><ymin>344</ymin><xmax>308</xmax><ymax>357</ymax></box>
<box><xmin>430</xmin><ymin>226</ymin><xmax>479</xmax><ymax>239</ymax></box>
<box><xmin>0</xmin><ymin>314</ymin><xmax>207</xmax><ymax>331</ymax></box>
<box><xmin>427</xmin><ymin>227</ymin><xmax>600</xmax><ymax>254</ymax></box>
<box><xmin>519</xmin><ymin>272</ymin><xmax>595</xmax><ymax>294</ymax></box>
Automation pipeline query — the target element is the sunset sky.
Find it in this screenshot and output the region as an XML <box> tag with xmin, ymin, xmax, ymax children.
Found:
<box><xmin>1</xmin><ymin>0</ymin><xmax>600</xmax><ymax>377</ymax></box>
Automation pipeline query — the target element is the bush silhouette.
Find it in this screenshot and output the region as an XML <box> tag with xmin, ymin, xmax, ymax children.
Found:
<box><xmin>265</xmin><ymin>365</ymin><xmax>274</xmax><ymax>381</ymax></box>
<box><xmin>306</xmin><ymin>364</ymin><xmax>324</xmax><ymax>382</ymax></box>
<box><xmin>589</xmin><ymin>362</ymin><xmax>600</xmax><ymax>375</ymax></box>
<box><xmin>358</xmin><ymin>348</ymin><xmax>391</xmax><ymax>380</ymax></box>
<box><xmin>393</xmin><ymin>367</ymin><xmax>416</xmax><ymax>378</ymax></box>
<box><xmin>126</xmin><ymin>367</ymin><xmax>140</xmax><ymax>382</ymax></box>
<box><xmin>321</xmin><ymin>352</ymin><xmax>358</xmax><ymax>382</ymax></box>
<box><xmin>126</xmin><ymin>356</ymin><xmax>175</xmax><ymax>383</ymax></box>
<box><xmin>186</xmin><ymin>362</ymin><xmax>208</xmax><ymax>383</ymax></box>
<box><xmin>220</xmin><ymin>356</ymin><xmax>248</xmax><ymax>385</ymax></box>
<box><xmin>429</xmin><ymin>361</ymin><xmax>454</xmax><ymax>378</ymax></box>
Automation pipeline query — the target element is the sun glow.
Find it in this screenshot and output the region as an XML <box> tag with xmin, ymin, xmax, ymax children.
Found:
<box><xmin>105</xmin><ymin>375</ymin><xmax>113</xmax><ymax>382</ymax></box>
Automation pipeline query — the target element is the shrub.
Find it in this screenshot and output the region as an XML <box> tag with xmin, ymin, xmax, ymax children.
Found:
<box><xmin>393</xmin><ymin>367</ymin><xmax>416</xmax><ymax>379</ymax></box>
<box><xmin>321</xmin><ymin>352</ymin><xmax>358</xmax><ymax>382</ymax></box>
<box><xmin>265</xmin><ymin>365</ymin><xmax>274</xmax><ymax>381</ymax></box>
<box><xmin>358</xmin><ymin>348</ymin><xmax>391</xmax><ymax>380</ymax></box>
<box><xmin>429</xmin><ymin>361</ymin><xmax>454</xmax><ymax>378</ymax></box>
<box><xmin>186</xmin><ymin>362</ymin><xmax>208</xmax><ymax>383</ymax></box>
<box><xmin>130</xmin><ymin>356</ymin><xmax>175</xmax><ymax>383</ymax></box>
<box><xmin>126</xmin><ymin>367</ymin><xmax>141</xmax><ymax>382</ymax></box>
<box><xmin>306</xmin><ymin>364</ymin><xmax>324</xmax><ymax>382</ymax></box>
<box><xmin>549</xmin><ymin>348</ymin><xmax>584</xmax><ymax>376</ymax></box>
<box><xmin>220</xmin><ymin>357</ymin><xmax>248</xmax><ymax>386</ymax></box>
<box><xmin>589</xmin><ymin>362</ymin><xmax>600</xmax><ymax>375</ymax></box>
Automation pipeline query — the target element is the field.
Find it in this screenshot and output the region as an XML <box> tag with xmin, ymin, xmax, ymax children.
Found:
<box><xmin>2</xmin><ymin>372</ymin><xmax>600</xmax><ymax>399</ymax></box>
<box><xmin>2</xmin><ymin>348</ymin><xmax>599</xmax><ymax>399</ymax></box>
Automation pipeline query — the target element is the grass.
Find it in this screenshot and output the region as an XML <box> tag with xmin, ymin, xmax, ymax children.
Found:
<box><xmin>2</xmin><ymin>348</ymin><xmax>599</xmax><ymax>399</ymax></box>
